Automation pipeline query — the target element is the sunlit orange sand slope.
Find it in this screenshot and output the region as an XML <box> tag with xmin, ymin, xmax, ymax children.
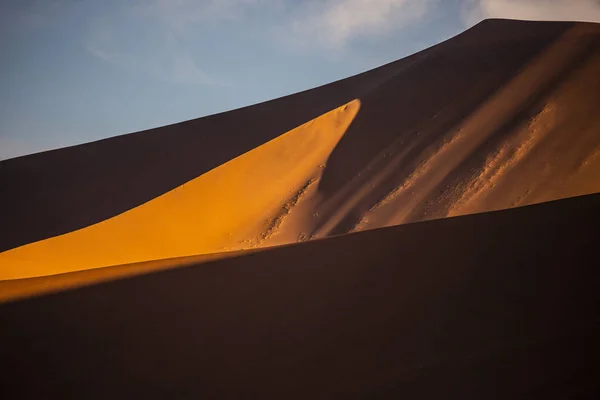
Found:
<box><xmin>1</xmin><ymin>193</ymin><xmax>599</xmax><ymax>398</ymax></box>
<box><xmin>0</xmin><ymin>102</ymin><xmax>359</xmax><ymax>279</ymax></box>
<box><xmin>2</xmin><ymin>19</ymin><xmax>600</xmax><ymax>280</ymax></box>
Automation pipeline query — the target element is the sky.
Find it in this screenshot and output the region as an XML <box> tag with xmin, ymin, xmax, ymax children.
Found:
<box><xmin>2</xmin><ymin>0</ymin><xmax>600</xmax><ymax>160</ymax></box>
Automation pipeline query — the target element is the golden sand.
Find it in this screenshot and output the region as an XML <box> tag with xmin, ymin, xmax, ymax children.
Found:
<box><xmin>0</xmin><ymin>101</ymin><xmax>360</xmax><ymax>279</ymax></box>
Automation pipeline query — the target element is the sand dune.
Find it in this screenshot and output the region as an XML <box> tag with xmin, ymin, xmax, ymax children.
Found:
<box><xmin>0</xmin><ymin>102</ymin><xmax>359</xmax><ymax>279</ymax></box>
<box><xmin>2</xmin><ymin>19</ymin><xmax>600</xmax><ymax>281</ymax></box>
<box><xmin>1</xmin><ymin>18</ymin><xmax>600</xmax><ymax>397</ymax></box>
<box><xmin>1</xmin><ymin>193</ymin><xmax>599</xmax><ymax>398</ymax></box>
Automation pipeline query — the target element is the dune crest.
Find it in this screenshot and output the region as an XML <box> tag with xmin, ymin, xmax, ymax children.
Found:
<box><xmin>0</xmin><ymin>101</ymin><xmax>360</xmax><ymax>279</ymax></box>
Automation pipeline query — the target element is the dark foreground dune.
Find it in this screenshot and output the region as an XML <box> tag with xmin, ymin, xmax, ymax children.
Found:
<box><xmin>2</xmin><ymin>193</ymin><xmax>599</xmax><ymax>398</ymax></box>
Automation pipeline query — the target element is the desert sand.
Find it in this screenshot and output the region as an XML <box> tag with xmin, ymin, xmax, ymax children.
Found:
<box><xmin>2</xmin><ymin>20</ymin><xmax>600</xmax><ymax>280</ymax></box>
<box><xmin>0</xmin><ymin>101</ymin><xmax>359</xmax><ymax>278</ymax></box>
<box><xmin>1</xmin><ymin>18</ymin><xmax>600</xmax><ymax>398</ymax></box>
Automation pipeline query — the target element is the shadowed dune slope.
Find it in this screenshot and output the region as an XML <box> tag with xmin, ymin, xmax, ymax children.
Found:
<box><xmin>0</xmin><ymin>102</ymin><xmax>359</xmax><ymax>279</ymax></box>
<box><xmin>311</xmin><ymin>21</ymin><xmax>600</xmax><ymax>236</ymax></box>
<box><xmin>2</xmin><ymin>19</ymin><xmax>598</xmax><ymax>254</ymax></box>
<box><xmin>1</xmin><ymin>193</ymin><xmax>599</xmax><ymax>398</ymax></box>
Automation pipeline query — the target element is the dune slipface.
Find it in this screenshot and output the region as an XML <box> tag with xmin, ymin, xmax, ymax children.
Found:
<box><xmin>310</xmin><ymin>22</ymin><xmax>600</xmax><ymax>235</ymax></box>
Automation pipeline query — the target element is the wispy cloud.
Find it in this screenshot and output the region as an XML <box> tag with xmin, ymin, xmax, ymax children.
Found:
<box><xmin>87</xmin><ymin>0</ymin><xmax>600</xmax><ymax>83</ymax></box>
<box><xmin>288</xmin><ymin>0</ymin><xmax>434</xmax><ymax>49</ymax></box>
<box><xmin>87</xmin><ymin>38</ymin><xmax>217</xmax><ymax>86</ymax></box>
<box><xmin>86</xmin><ymin>6</ymin><xmax>222</xmax><ymax>86</ymax></box>
<box><xmin>125</xmin><ymin>0</ymin><xmax>435</xmax><ymax>50</ymax></box>
<box><xmin>462</xmin><ymin>0</ymin><xmax>600</xmax><ymax>26</ymax></box>
<box><xmin>85</xmin><ymin>0</ymin><xmax>285</xmax><ymax>86</ymax></box>
<box><xmin>127</xmin><ymin>0</ymin><xmax>273</xmax><ymax>34</ymax></box>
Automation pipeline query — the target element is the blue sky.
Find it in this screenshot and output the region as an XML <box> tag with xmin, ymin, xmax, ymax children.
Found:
<box><xmin>2</xmin><ymin>0</ymin><xmax>600</xmax><ymax>160</ymax></box>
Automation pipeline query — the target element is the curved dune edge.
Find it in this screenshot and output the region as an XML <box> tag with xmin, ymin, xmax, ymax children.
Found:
<box><xmin>0</xmin><ymin>100</ymin><xmax>360</xmax><ymax>280</ymax></box>
<box><xmin>0</xmin><ymin>249</ymin><xmax>256</xmax><ymax>304</ymax></box>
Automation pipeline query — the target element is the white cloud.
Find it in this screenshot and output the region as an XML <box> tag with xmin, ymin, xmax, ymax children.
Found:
<box><xmin>463</xmin><ymin>0</ymin><xmax>600</xmax><ymax>26</ymax></box>
<box><xmin>289</xmin><ymin>0</ymin><xmax>433</xmax><ymax>49</ymax></box>
<box><xmin>127</xmin><ymin>0</ymin><xmax>434</xmax><ymax>50</ymax></box>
